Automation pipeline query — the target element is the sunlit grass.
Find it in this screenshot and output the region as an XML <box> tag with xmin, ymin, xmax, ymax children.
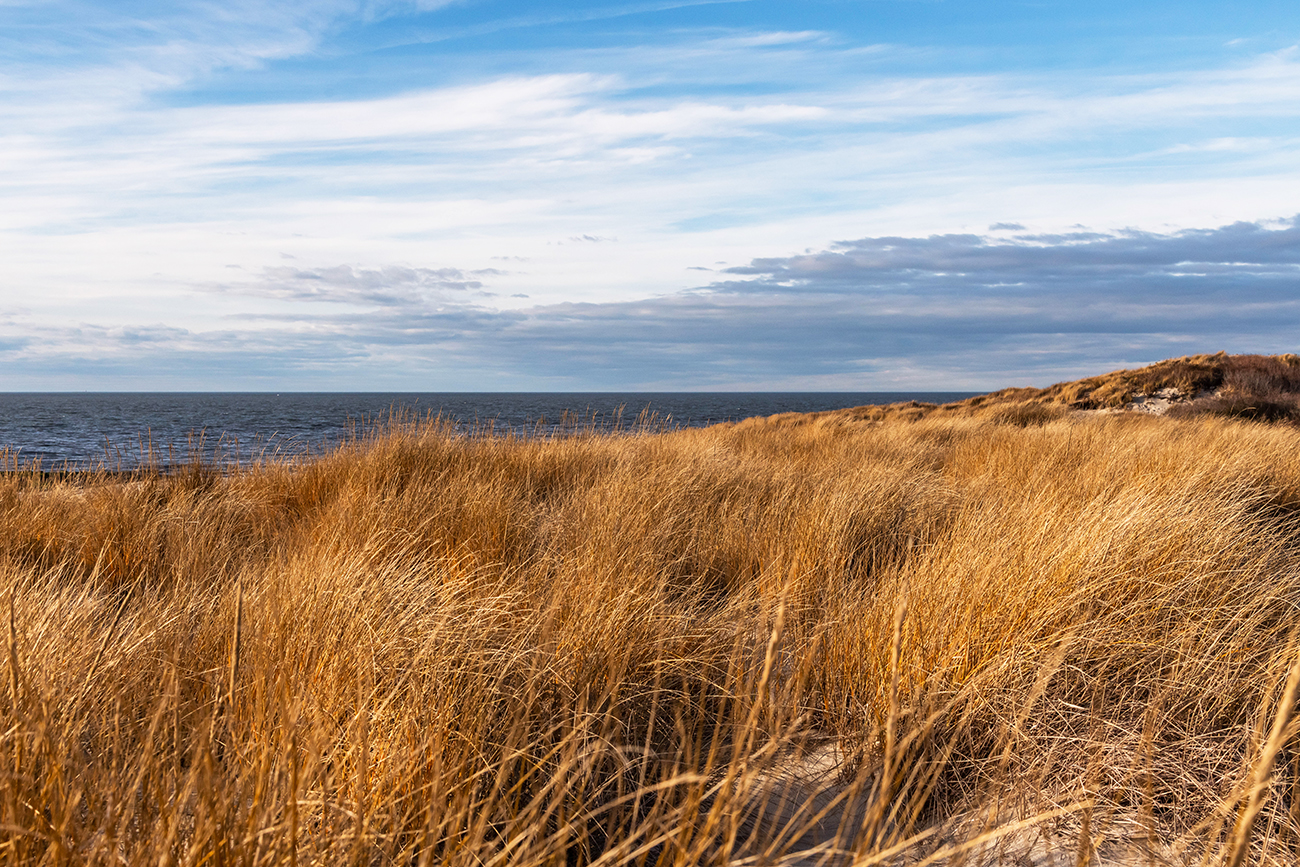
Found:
<box><xmin>2</xmin><ymin>408</ymin><xmax>1299</xmax><ymax>864</ymax></box>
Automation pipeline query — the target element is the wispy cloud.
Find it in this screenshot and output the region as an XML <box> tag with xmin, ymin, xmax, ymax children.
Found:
<box><xmin>369</xmin><ymin>0</ymin><xmax>758</xmax><ymax>44</ymax></box>
<box><xmin>219</xmin><ymin>264</ymin><xmax>500</xmax><ymax>307</ymax></box>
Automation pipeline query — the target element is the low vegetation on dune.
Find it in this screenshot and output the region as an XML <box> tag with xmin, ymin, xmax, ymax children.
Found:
<box><xmin>4</xmin><ymin>358</ymin><xmax>1300</xmax><ymax>865</ymax></box>
<box><xmin>804</xmin><ymin>352</ymin><xmax>1300</xmax><ymax>427</ymax></box>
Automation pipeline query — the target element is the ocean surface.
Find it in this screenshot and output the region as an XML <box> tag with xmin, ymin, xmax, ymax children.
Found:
<box><xmin>0</xmin><ymin>392</ymin><xmax>978</xmax><ymax>469</ymax></box>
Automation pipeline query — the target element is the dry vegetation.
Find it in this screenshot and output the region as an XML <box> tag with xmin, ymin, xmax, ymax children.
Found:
<box><xmin>4</xmin><ymin>367</ymin><xmax>1300</xmax><ymax>864</ymax></box>
<box><xmin>803</xmin><ymin>352</ymin><xmax>1300</xmax><ymax>427</ymax></box>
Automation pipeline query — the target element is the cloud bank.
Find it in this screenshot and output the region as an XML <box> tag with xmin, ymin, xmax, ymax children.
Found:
<box><xmin>4</xmin><ymin>217</ymin><xmax>1298</xmax><ymax>390</ymax></box>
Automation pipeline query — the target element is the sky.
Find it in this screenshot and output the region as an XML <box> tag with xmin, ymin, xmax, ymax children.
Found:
<box><xmin>2</xmin><ymin>0</ymin><xmax>1300</xmax><ymax>390</ymax></box>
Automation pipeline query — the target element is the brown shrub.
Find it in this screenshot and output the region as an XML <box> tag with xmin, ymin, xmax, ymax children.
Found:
<box><xmin>1165</xmin><ymin>354</ymin><xmax>1300</xmax><ymax>423</ymax></box>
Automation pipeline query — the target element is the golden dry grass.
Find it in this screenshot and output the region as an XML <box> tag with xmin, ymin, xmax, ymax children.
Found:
<box><xmin>3</xmin><ymin>407</ymin><xmax>1300</xmax><ymax>865</ymax></box>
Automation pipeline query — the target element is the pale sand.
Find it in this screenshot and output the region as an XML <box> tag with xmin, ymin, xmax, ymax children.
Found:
<box><xmin>723</xmin><ymin>745</ymin><xmax>1185</xmax><ymax>866</ymax></box>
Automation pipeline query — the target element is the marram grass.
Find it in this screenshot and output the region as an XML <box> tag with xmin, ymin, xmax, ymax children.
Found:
<box><xmin>2</xmin><ymin>410</ymin><xmax>1300</xmax><ymax>865</ymax></box>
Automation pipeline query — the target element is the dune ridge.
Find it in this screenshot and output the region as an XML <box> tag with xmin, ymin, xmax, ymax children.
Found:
<box><xmin>741</xmin><ymin>352</ymin><xmax>1300</xmax><ymax>430</ymax></box>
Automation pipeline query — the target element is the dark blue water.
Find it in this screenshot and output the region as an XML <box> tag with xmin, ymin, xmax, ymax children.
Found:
<box><xmin>0</xmin><ymin>392</ymin><xmax>977</xmax><ymax>469</ymax></box>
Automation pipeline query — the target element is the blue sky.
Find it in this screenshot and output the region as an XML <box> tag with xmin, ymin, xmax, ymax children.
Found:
<box><xmin>2</xmin><ymin>0</ymin><xmax>1300</xmax><ymax>390</ymax></box>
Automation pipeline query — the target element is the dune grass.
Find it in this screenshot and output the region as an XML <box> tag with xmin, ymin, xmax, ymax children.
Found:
<box><xmin>2</xmin><ymin>409</ymin><xmax>1300</xmax><ymax>865</ymax></box>
<box><xmin>811</xmin><ymin>352</ymin><xmax>1300</xmax><ymax>427</ymax></box>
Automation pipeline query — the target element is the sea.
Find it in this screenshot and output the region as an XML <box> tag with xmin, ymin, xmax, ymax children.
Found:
<box><xmin>0</xmin><ymin>392</ymin><xmax>978</xmax><ymax>469</ymax></box>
